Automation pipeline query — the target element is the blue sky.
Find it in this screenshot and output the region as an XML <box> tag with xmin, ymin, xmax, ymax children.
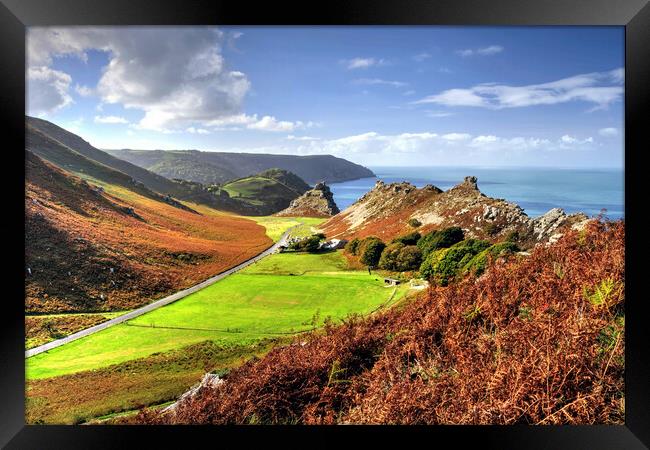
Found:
<box><xmin>27</xmin><ymin>26</ymin><xmax>624</xmax><ymax>168</ymax></box>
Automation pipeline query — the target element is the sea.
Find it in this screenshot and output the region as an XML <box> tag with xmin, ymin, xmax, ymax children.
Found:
<box><xmin>328</xmin><ymin>166</ymin><xmax>624</xmax><ymax>220</ymax></box>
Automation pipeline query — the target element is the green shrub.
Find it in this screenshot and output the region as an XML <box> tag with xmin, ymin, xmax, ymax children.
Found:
<box><xmin>359</xmin><ymin>238</ymin><xmax>386</xmax><ymax>268</ymax></box>
<box><xmin>379</xmin><ymin>243</ymin><xmax>422</xmax><ymax>272</ymax></box>
<box><xmin>463</xmin><ymin>241</ymin><xmax>520</xmax><ymax>276</ymax></box>
<box><xmin>407</xmin><ymin>218</ymin><xmax>422</xmax><ymax>228</ymax></box>
<box><xmin>505</xmin><ymin>230</ymin><xmax>520</xmax><ymax>243</ymax></box>
<box><xmin>483</xmin><ymin>222</ymin><xmax>499</xmax><ymax>236</ymax></box>
<box><xmin>417</xmin><ymin>227</ymin><xmax>464</xmax><ymax>258</ymax></box>
<box><xmin>290</xmin><ymin>235</ymin><xmax>321</xmax><ymax>253</ymax></box>
<box><xmin>419</xmin><ymin>248</ymin><xmax>449</xmax><ymax>280</ymax></box>
<box><xmin>345</xmin><ymin>238</ymin><xmax>361</xmax><ymax>255</ymax></box>
<box><xmin>391</xmin><ymin>232</ymin><xmax>421</xmax><ymax>246</ymax></box>
<box><xmin>419</xmin><ymin>238</ymin><xmax>490</xmax><ymax>286</ymax></box>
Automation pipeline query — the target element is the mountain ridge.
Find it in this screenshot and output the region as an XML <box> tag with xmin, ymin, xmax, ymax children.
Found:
<box><xmin>106</xmin><ymin>148</ymin><xmax>375</xmax><ymax>185</ymax></box>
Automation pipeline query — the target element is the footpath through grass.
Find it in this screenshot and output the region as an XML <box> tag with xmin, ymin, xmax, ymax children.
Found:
<box><xmin>27</xmin><ymin>250</ymin><xmax>407</xmax><ymax>380</ymax></box>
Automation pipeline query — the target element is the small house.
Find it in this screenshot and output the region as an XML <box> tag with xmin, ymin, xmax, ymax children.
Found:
<box><xmin>320</xmin><ymin>238</ymin><xmax>348</xmax><ymax>250</ymax></box>
<box><xmin>384</xmin><ymin>278</ymin><xmax>401</xmax><ymax>286</ymax></box>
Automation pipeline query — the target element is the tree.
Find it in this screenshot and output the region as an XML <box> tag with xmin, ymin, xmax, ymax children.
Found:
<box><xmin>396</xmin><ymin>245</ymin><xmax>422</xmax><ymax>271</ymax></box>
<box><xmin>290</xmin><ymin>235</ymin><xmax>321</xmax><ymax>253</ymax></box>
<box><xmin>360</xmin><ymin>238</ymin><xmax>386</xmax><ymax>268</ymax></box>
<box><xmin>391</xmin><ymin>231</ymin><xmax>421</xmax><ymax>246</ymax></box>
<box><xmin>379</xmin><ymin>243</ymin><xmax>422</xmax><ymax>271</ymax></box>
<box><xmin>379</xmin><ymin>243</ymin><xmax>404</xmax><ymax>270</ymax></box>
<box><xmin>417</xmin><ymin>226</ymin><xmax>465</xmax><ymax>258</ymax></box>
<box><xmin>419</xmin><ymin>238</ymin><xmax>490</xmax><ymax>286</ymax></box>
<box><xmin>345</xmin><ymin>238</ymin><xmax>361</xmax><ymax>255</ymax></box>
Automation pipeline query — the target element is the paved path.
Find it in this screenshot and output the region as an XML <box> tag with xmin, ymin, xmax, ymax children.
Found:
<box><xmin>25</xmin><ymin>227</ymin><xmax>297</xmax><ymax>358</ymax></box>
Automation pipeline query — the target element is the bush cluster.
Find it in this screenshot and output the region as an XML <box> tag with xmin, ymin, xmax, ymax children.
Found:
<box><xmin>378</xmin><ymin>242</ymin><xmax>422</xmax><ymax>272</ymax></box>
<box><xmin>391</xmin><ymin>232</ymin><xmax>421</xmax><ymax>246</ymax></box>
<box><xmin>290</xmin><ymin>235</ymin><xmax>322</xmax><ymax>253</ymax></box>
<box><xmin>417</xmin><ymin>227</ymin><xmax>464</xmax><ymax>258</ymax></box>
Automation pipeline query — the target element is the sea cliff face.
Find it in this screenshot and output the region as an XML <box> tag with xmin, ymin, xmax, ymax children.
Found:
<box><xmin>322</xmin><ymin>176</ymin><xmax>589</xmax><ymax>249</ymax></box>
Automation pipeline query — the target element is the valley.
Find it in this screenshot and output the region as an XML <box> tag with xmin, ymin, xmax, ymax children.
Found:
<box><xmin>23</xmin><ymin>116</ymin><xmax>624</xmax><ymax>427</ymax></box>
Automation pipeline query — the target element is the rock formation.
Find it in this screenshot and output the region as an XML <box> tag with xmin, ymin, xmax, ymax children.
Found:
<box><xmin>322</xmin><ymin>176</ymin><xmax>589</xmax><ymax>249</ymax></box>
<box><xmin>275</xmin><ymin>182</ymin><xmax>340</xmax><ymax>218</ymax></box>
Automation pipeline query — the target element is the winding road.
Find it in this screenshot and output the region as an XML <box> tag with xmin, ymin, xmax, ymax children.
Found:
<box><xmin>25</xmin><ymin>226</ymin><xmax>297</xmax><ymax>358</ymax></box>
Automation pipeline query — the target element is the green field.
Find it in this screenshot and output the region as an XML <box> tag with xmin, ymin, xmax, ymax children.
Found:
<box><xmin>247</xmin><ymin>216</ymin><xmax>325</xmax><ymax>241</ymax></box>
<box><xmin>26</xmin><ymin>250</ymin><xmax>407</xmax><ymax>380</ymax></box>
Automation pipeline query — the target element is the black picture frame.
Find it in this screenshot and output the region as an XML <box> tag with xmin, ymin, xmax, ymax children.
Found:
<box><xmin>1</xmin><ymin>0</ymin><xmax>648</xmax><ymax>447</ymax></box>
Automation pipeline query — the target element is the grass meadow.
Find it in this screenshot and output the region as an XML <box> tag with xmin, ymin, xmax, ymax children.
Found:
<box><xmin>26</xmin><ymin>250</ymin><xmax>407</xmax><ymax>380</ymax></box>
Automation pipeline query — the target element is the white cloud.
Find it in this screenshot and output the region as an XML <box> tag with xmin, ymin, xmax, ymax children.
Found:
<box><xmin>413</xmin><ymin>52</ymin><xmax>431</xmax><ymax>62</ymax></box>
<box><xmin>94</xmin><ymin>115</ymin><xmax>128</xmax><ymax>124</ymax></box>
<box><xmin>186</xmin><ymin>127</ymin><xmax>210</xmax><ymax>134</ymax></box>
<box><xmin>425</xmin><ymin>110</ymin><xmax>454</xmax><ymax>118</ymax></box>
<box><xmin>414</xmin><ymin>68</ymin><xmax>624</xmax><ymax>110</ymax></box>
<box><xmin>286</xmin><ymin>131</ymin><xmax>599</xmax><ymax>159</ymax></box>
<box><xmin>28</xmin><ymin>27</ymin><xmax>255</xmax><ymax>131</ymax></box>
<box><xmin>341</xmin><ymin>57</ymin><xmax>387</xmax><ymax>70</ymax></box>
<box><xmin>75</xmin><ymin>84</ymin><xmax>94</xmax><ymax>97</ymax></box>
<box><xmin>403</xmin><ymin>90</ymin><xmax>416</xmax><ymax>96</ymax></box>
<box><xmin>598</xmin><ymin>127</ymin><xmax>619</xmax><ymax>137</ymax></box>
<box><xmin>27</xmin><ymin>66</ymin><xmax>73</xmax><ymax>115</ymax></box>
<box><xmin>468</xmin><ymin>134</ymin><xmax>594</xmax><ymax>152</ymax></box>
<box><xmin>204</xmin><ymin>113</ymin><xmax>312</xmax><ymax>133</ymax></box>
<box><xmin>442</xmin><ymin>132</ymin><xmax>471</xmax><ymax>141</ymax></box>
<box><xmin>353</xmin><ymin>78</ymin><xmax>408</xmax><ymax>88</ymax></box>
<box><xmin>456</xmin><ymin>45</ymin><xmax>504</xmax><ymax>57</ymax></box>
<box><xmin>248</xmin><ymin>115</ymin><xmax>300</xmax><ymax>132</ymax></box>
<box><xmin>286</xmin><ymin>135</ymin><xmax>320</xmax><ymax>141</ymax></box>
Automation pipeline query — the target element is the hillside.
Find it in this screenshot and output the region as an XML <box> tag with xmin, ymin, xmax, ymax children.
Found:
<box><xmin>275</xmin><ymin>182</ymin><xmax>340</xmax><ymax>218</ymax></box>
<box><xmin>322</xmin><ymin>176</ymin><xmax>589</xmax><ymax>249</ymax></box>
<box><xmin>106</xmin><ymin>149</ymin><xmax>376</xmax><ymax>185</ymax></box>
<box><xmin>27</xmin><ymin>116</ymin><xmax>190</xmax><ymax>197</ymax></box>
<box><xmin>103</xmin><ymin>149</ymin><xmax>238</xmax><ymax>185</ymax></box>
<box><xmin>138</xmin><ymin>219</ymin><xmax>625</xmax><ymax>425</ymax></box>
<box><xmin>26</xmin><ymin>117</ymin><xmax>270</xmax><ymax>214</ymax></box>
<box><xmin>25</xmin><ymin>150</ymin><xmax>272</xmax><ymax>314</ymax></box>
<box><xmin>221</xmin><ymin>169</ymin><xmax>310</xmax><ymax>215</ymax></box>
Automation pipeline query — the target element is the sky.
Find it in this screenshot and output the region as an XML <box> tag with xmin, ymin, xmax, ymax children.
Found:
<box><xmin>26</xmin><ymin>26</ymin><xmax>624</xmax><ymax>168</ymax></box>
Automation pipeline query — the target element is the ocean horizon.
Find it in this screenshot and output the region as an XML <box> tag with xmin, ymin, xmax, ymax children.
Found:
<box><xmin>329</xmin><ymin>166</ymin><xmax>624</xmax><ymax>219</ymax></box>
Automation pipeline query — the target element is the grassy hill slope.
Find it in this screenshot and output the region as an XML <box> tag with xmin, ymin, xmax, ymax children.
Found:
<box><xmin>221</xmin><ymin>169</ymin><xmax>310</xmax><ymax>215</ymax></box>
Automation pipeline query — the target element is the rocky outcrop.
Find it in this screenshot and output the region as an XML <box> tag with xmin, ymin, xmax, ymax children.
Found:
<box><xmin>275</xmin><ymin>182</ymin><xmax>340</xmax><ymax>218</ymax></box>
<box><xmin>161</xmin><ymin>373</ymin><xmax>224</xmax><ymax>417</ymax></box>
<box><xmin>322</xmin><ymin>176</ymin><xmax>590</xmax><ymax>249</ymax></box>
